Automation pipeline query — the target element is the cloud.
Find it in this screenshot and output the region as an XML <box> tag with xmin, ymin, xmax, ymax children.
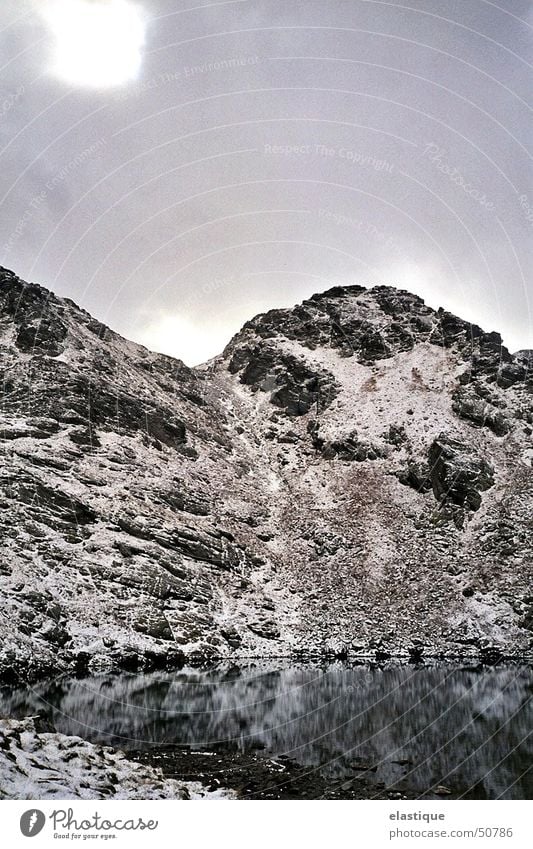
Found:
<box><xmin>135</xmin><ymin>312</ymin><xmax>233</xmax><ymax>366</ymax></box>
<box><xmin>1</xmin><ymin>0</ymin><xmax>530</xmax><ymax>364</ymax></box>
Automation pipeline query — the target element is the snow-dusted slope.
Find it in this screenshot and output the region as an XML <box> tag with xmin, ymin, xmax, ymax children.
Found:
<box><xmin>0</xmin><ymin>717</ymin><xmax>232</xmax><ymax>799</ymax></box>
<box><xmin>213</xmin><ymin>286</ymin><xmax>532</xmax><ymax>658</ymax></box>
<box><xmin>0</xmin><ymin>268</ymin><xmax>531</xmax><ymax>679</ymax></box>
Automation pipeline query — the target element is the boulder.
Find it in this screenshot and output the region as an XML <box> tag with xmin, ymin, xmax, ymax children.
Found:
<box><xmin>132</xmin><ymin>608</ymin><xmax>174</xmax><ymax>641</ymax></box>
<box><xmin>428</xmin><ymin>435</ymin><xmax>495</xmax><ymax>511</ymax></box>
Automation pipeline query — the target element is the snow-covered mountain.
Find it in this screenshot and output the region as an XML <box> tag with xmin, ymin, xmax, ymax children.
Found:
<box><xmin>0</xmin><ymin>266</ymin><xmax>531</xmax><ymax>681</ymax></box>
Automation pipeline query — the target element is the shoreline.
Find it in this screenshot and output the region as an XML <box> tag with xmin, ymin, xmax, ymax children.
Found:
<box><xmin>2</xmin><ymin>647</ymin><xmax>533</xmax><ymax>687</ymax></box>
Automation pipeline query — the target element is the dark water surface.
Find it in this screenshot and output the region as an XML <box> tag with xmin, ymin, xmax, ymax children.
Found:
<box><xmin>2</xmin><ymin>662</ymin><xmax>532</xmax><ymax>799</ymax></box>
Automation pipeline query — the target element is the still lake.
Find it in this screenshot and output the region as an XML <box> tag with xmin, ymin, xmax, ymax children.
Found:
<box><xmin>2</xmin><ymin>661</ymin><xmax>532</xmax><ymax>799</ymax></box>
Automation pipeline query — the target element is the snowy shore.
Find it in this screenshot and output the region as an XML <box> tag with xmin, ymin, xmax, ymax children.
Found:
<box><xmin>0</xmin><ymin>717</ymin><xmax>234</xmax><ymax>800</ymax></box>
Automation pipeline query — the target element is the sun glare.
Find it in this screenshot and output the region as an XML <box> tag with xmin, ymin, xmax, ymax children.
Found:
<box><xmin>138</xmin><ymin>314</ymin><xmax>233</xmax><ymax>367</ymax></box>
<box><xmin>41</xmin><ymin>0</ymin><xmax>146</xmax><ymax>88</ymax></box>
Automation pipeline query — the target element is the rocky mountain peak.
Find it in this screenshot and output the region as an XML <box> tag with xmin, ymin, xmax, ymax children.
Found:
<box><xmin>0</xmin><ymin>266</ymin><xmax>221</xmax><ymax>454</ymax></box>
<box><xmin>219</xmin><ymin>282</ymin><xmax>529</xmax><ymax>425</ymax></box>
<box><xmin>0</xmin><ymin>268</ymin><xmax>532</xmax><ymax>682</ymax></box>
<box><xmin>0</xmin><ymin>265</ymin><xmax>121</xmax><ymax>354</ymax></box>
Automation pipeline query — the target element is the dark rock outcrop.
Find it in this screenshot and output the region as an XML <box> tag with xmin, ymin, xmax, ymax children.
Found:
<box><xmin>428</xmin><ymin>435</ymin><xmax>495</xmax><ymax>511</ymax></box>
<box><xmin>228</xmin><ymin>343</ymin><xmax>338</xmax><ymax>416</ymax></box>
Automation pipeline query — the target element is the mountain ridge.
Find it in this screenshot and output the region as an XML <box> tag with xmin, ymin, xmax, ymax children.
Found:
<box><xmin>0</xmin><ymin>266</ymin><xmax>531</xmax><ymax>682</ymax></box>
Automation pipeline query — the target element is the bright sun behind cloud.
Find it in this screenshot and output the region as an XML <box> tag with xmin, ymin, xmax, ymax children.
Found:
<box><xmin>41</xmin><ymin>0</ymin><xmax>146</xmax><ymax>88</ymax></box>
<box><xmin>137</xmin><ymin>314</ymin><xmax>234</xmax><ymax>367</ymax></box>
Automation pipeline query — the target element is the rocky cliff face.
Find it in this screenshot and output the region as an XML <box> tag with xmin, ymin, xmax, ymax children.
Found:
<box><xmin>0</xmin><ymin>267</ymin><xmax>531</xmax><ymax>681</ymax></box>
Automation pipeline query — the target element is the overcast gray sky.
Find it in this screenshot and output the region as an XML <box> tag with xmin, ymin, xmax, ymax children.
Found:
<box><xmin>0</xmin><ymin>0</ymin><xmax>531</xmax><ymax>364</ymax></box>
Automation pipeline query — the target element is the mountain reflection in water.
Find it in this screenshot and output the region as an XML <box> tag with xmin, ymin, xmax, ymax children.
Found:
<box><xmin>2</xmin><ymin>662</ymin><xmax>531</xmax><ymax>800</ymax></box>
